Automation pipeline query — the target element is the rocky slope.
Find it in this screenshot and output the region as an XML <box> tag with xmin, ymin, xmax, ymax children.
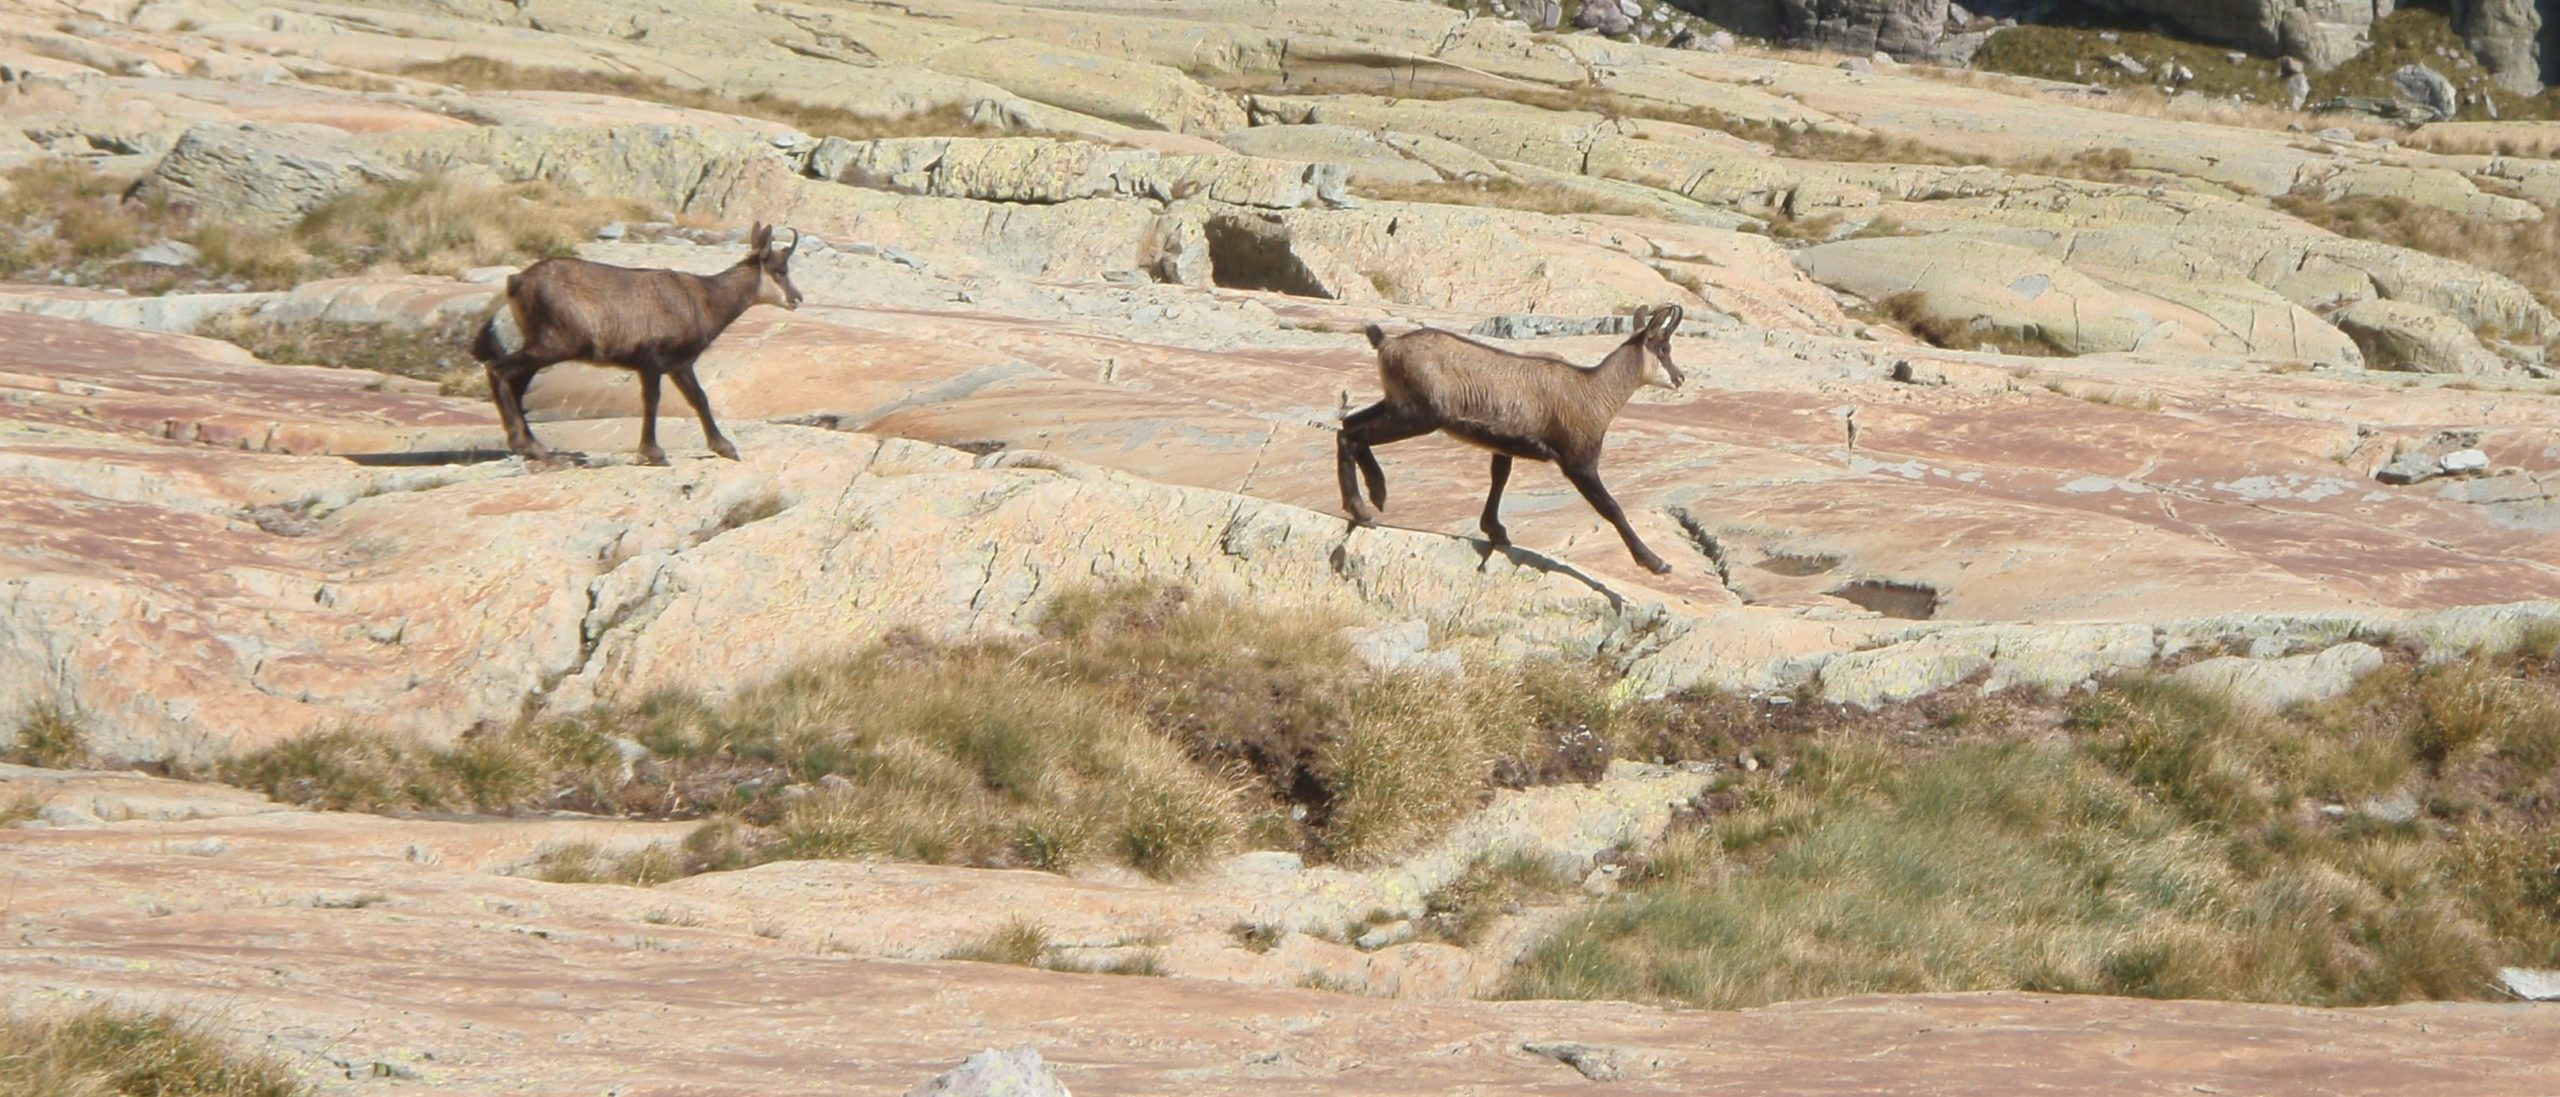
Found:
<box><xmin>7</xmin><ymin>0</ymin><xmax>2560</xmax><ymax>1089</ymax></box>
<box><xmin>9</xmin><ymin>766</ymin><xmax>2560</xmax><ymax>1094</ymax></box>
<box><xmin>8</xmin><ymin>0</ymin><xmax>2560</xmax><ymax>755</ymax></box>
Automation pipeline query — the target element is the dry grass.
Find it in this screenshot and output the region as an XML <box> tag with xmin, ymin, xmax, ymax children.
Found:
<box><xmin>946</xmin><ymin>918</ymin><xmax>1053</xmax><ymax>967</ymax></box>
<box><xmin>1860</xmin><ymin>290</ymin><xmax>2073</xmax><ymax>357</ymax></box>
<box><xmin>393</xmin><ymin>56</ymin><xmax>1030</xmax><ymax>142</ymax></box>
<box><xmin>0</xmin><ymin>160</ymin><xmax>639</xmax><ymax>295</ymax></box>
<box><xmin>225</xmin><ymin>584</ymin><xmax>1617</xmax><ymax>880</ymax></box>
<box><xmin>8</xmin><ymin>702</ymin><xmax>89</xmax><ymax>769</ymax></box>
<box><xmin>943</xmin><ymin>919</ymin><xmax>1167</xmax><ymax>975</ymax></box>
<box><xmin>1357</xmin><ymin>179</ymin><xmax>1657</xmax><ymax>219</ymax></box>
<box><xmin>1</xmin><ymin>790</ymin><xmax>46</xmax><ymax>827</ymax></box>
<box><xmin>2405</xmin><ymin>127</ymin><xmax>2560</xmax><ymax>159</ymax></box>
<box><xmin>2274</xmin><ymin>189</ymin><xmax>2560</xmax><ymax>320</ymax></box>
<box><xmin>1506</xmin><ymin>651</ymin><xmax>2560</xmax><ymax>1011</ymax></box>
<box><xmin>220</xmin><ymin>718</ymin><xmax>630</xmax><ymax>816</ymax></box>
<box><xmin>0</xmin><ymin>1003</ymin><xmax>308</xmax><ymax>1097</ymax></box>
<box><xmin>197</xmin><ymin>317</ymin><xmax>488</xmax><ymax>398</ymax></box>
<box><xmin>294</xmin><ymin>174</ymin><xmax>644</xmax><ymax>279</ymax></box>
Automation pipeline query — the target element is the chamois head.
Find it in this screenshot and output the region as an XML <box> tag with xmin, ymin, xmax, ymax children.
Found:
<box><xmin>1628</xmin><ymin>304</ymin><xmax>1685</xmax><ymax>390</ymax></box>
<box><xmin>748</xmin><ymin>223</ymin><xmax>804</xmax><ymax>311</ymax></box>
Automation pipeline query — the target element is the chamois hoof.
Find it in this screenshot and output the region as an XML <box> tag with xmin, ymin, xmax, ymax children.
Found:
<box><xmin>1639</xmin><ymin>556</ymin><xmax>1673</xmax><ymax>576</ymax></box>
<box><xmin>638</xmin><ymin>446</ymin><xmax>670</xmax><ymax>467</ymax></box>
<box><xmin>710</xmin><ymin>440</ymin><xmax>742</xmax><ymax>461</ymax></box>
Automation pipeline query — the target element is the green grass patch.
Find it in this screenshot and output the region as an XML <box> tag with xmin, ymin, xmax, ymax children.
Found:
<box><xmin>1506</xmin><ymin>660</ymin><xmax>2560</xmax><ymax>1010</ymax></box>
<box><xmin>1421</xmin><ymin>849</ymin><xmax>1577</xmax><ymax>946</ymax></box>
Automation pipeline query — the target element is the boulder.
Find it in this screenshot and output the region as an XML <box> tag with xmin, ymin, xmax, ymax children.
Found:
<box><xmin>2328</xmin><ymin>298</ymin><xmax>2508</xmax><ymax>375</ymax></box>
<box><xmin>2455</xmin><ymin>0</ymin><xmax>2548</xmax><ymax>97</ymax></box>
<box><xmin>128</xmin><ymin>240</ymin><xmax>200</xmax><ymax>268</ymax></box>
<box><xmin>1576</xmin><ymin>0</ymin><xmax>1633</xmax><ymax>36</ymax></box>
<box><xmin>2501</xmin><ymin>968</ymin><xmax>2560</xmax><ymax>1001</ymax></box>
<box><xmin>2375</xmin><ymin>429</ymin><xmax>2490</xmax><ymax>485</ymax></box>
<box><xmin>903</xmin><ymin>1047</ymin><xmax>1071</xmax><ymax>1097</ymax></box>
<box><xmin>2391</xmin><ymin>63</ymin><xmax>2460</xmax><ymax>121</ymax></box>
<box><xmin>128</xmin><ymin>122</ymin><xmax>408</xmax><ymax>229</ymax></box>
<box><xmin>2105</xmin><ymin>0</ymin><xmax>2380</xmax><ymax>72</ymax></box>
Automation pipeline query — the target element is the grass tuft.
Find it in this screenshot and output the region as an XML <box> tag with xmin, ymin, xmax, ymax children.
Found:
<box><xmin>1863</xmin><ymin>290</ymin><xmax>2073</xmax><ymax>357</ymax></box>
<box><xmin>0</xmin><ymin>1003</ymin><xmax>309</xmax><ymax>1097</ymax></box>
<box><xmin>946</xmin><ymin>918</ymin><xmax>1052</xmax><ymax>967</ymax></box>
<box><xmin>9</xmin><ymin>702</ymin><xmax>90</xmax><ymax>769</ymax></box>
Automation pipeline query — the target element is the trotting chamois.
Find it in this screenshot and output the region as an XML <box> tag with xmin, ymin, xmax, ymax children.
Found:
<box><xmin>469</xmin><ymin>223</ymin><xmax>805</xmax><ymax>465</ymax></box>
<box><xmin>1339</xmin><ymin>305</ymin><xmax>1686</xmax><ymax>574</ymax></box>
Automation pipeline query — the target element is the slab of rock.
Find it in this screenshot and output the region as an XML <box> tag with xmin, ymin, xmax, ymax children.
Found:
<box><xmin>129</xmin><ymin>121</ymin><xmax>408</xmax><ymax>228</ymax></box>
<box><xmin>1794</xmin><ymin>236</ymin><xmax>2354</xmax><ymax>363</ymax></box>
<box><xmin>2330</xmin><ymin>298</ymin><xmax>2508</xmax><ymax>375</ymax></box>
<box><xmin>2171</xmin><ymin>642</ymin><xmax>2387</xmax><ymax>712</ymax></box>
<box><xmin>2501</xmin><ymin>968</ymin><xmax>2560</xmax><ymax>1001</ymax></box>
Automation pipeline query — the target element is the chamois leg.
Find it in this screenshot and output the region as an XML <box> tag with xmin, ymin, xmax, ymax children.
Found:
<box><xmin>636</xmin><ymin>369</ymin><xmax>667</xmax><ymax>466</ymax></box>
<box><xmin>485</xmin><ymin>355</ymin><xmax>555</xmax><ymax>461</ymax></box>
<box><xmin>1336</xmin><ymin>402</ymin><xmax>1433</xmax><ymax>523</ymax></box>
<box><xmin>667</xmin><ymin>360</ymin><xmax>739</xmax><ymax>460</ymax></box>
<box><xmin>1561</xmin><ymin>460</ymin><xmax>1670</xmax><ymax>575</ymax></box>
<box><xmin>1480</xmin><ymin>454</ymin><xmax>1513</xmax><ymax>547</ymax></box>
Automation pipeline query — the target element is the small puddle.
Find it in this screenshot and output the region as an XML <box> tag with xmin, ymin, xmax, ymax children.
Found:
<box><xmin>1757</xmin><ymin>552</ymin><xmax>1843</xmax><ymax>577</ymax></box>
<box><xmin>1830</xmin><ymin>579</ymin><xmax>1940</xmax><ymax>620</ymax></box>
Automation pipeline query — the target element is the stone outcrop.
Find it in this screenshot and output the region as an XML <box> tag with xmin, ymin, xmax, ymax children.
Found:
<box><xmin>2328</xmin><ymin>298</ymin><xmax>2510</xmax><ymax>374</ymax></box>
<box><xmin>127</xmin><ymin>121</ymin><xmax>408</xmax><ymax>228</ymax></box>
<box><xmin>1778</xmin><ymin>0</ymin><xmax>1951</xmax><ymax>59</ymax></box>
<box><xmin>2455</xmin><ymin>0</ymin><xmax>2551</xmax><ymax>95</ymax></box>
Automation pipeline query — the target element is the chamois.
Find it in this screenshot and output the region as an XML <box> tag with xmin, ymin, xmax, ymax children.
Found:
<box><xmin>470</xmin><ymin>223</ymin><xmax>804</xmax><ymax>465</ymax></box>
<box><xmin>1339</xmin><ymin>305</ymin><xmax>1686</xmax><ymax>574</ymax></box>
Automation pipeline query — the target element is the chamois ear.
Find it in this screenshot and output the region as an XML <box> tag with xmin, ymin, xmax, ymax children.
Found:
<box><xmin>1628</xmin><ymin>305</ymin><xmax>1655</xmax><ymax>333</ymax></box>
<box><xmin>1649</xmin><ymin>304</ymin><xmax>1685</xmax><ymax>338</ymax></box>
<box><xmin>750</xmin><ymin>223</ymin><xmax>773</xmax><ymax>252</ymax></box>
